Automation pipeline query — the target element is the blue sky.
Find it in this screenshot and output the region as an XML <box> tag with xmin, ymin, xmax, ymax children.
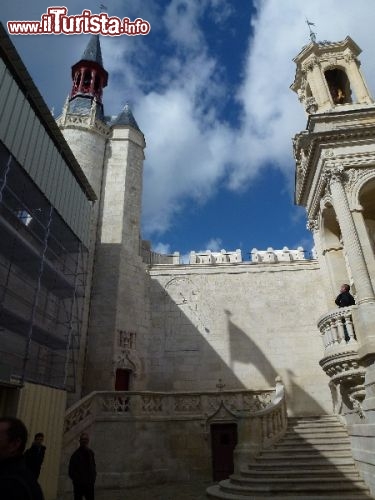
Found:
<box><xmin>2</xmin><ymin>1</ymin><xmax>375</xmax><ymax>259</ymax></box>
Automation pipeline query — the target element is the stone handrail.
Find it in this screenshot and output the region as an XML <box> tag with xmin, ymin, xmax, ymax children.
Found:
<box><xmin>234</xmin><ymin>377</ymin><xmax>287</xmax><ymax>471</ymax></box>
<box><xmin>317</xmin><ymin>306</ymin><xmax>357</xmax><ymax>351</ymax></box>
<box><xmin>64</xmin><ymin>388</ymin><xmax>276</xmax><ymax>443</ymax></box>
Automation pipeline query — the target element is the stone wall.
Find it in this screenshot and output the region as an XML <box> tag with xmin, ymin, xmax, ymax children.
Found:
<box><xmin>147</xmin><ymin>260</ymin><xmax>332</xmax><ymax>415</ymax></box>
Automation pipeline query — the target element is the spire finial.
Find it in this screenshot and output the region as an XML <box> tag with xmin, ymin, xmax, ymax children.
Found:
<box><xmin>306</xmin><ymin>18</ymin><xmax>316</xmax><ymax>44</ymax></box>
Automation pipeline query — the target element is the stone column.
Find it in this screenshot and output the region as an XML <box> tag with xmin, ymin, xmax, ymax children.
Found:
<box><xmin>351</xmin><ymin>205</ymin><xmax>375</xmax><ymax>288</ymax></box>
<box><xmin>345</xmin><ymin>52</ymin><xmax>373</xmax><ymax>104</ymax></box>
<box><xmin>306</xmin><ymin>58</ymin><xmax>331</xmax><ymax>110</ymax></box>
<box><xmin>326</xmin><ymin>166</ymin><xmax>374</xmax><ymax>305</ymax></box>
<box><xmin>307</xmin><ymin>217</ymin><xmax>336</xmax><ymax>301</ymax></box>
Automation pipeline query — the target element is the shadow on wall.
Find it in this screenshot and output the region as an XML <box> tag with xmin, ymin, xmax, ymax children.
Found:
<box><xmin>225</xmin><ymin>309</ymin><xmax>325</xmax><ymax>416</ymax></box>
<box><xmin>148</xmin><ymin>279</ymin><xmax>326</xmax><ymax>416</ymax></box>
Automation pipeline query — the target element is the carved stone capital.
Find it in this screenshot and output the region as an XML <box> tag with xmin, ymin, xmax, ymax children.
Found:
<box><xmin>323</xmin><ymin>165</ymin><xmax>345</xmax><ymax>184</ymax></box>
<box><xmin>305</xmin><ymin>97</ymin><xmax>318</xmax><ymax>114</ymax></box>
<box><xmin>306</xmin><ymin>218</ymin><xmax>318</xmax><ymax>232</ymax></box>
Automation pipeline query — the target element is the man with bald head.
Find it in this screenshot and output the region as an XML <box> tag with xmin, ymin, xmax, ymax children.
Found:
<box><xmin>0</xmin><ymin>417</ymin><xmax>44</xmax><ymax>499</ymax></box>
<box><xmin>69</xmin><ymin>432</ymin><xmax>96</xmax><ymax>500</ymax></box>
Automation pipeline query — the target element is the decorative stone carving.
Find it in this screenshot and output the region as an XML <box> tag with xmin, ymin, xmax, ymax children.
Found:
<box><xmin>306</xmin><ymin>218</ymin><xmax>319</xmax><ymax>232</ymax></box>
<box><xmin>324</xmin><ymin>165</ymin><xmax>345</xmax><ymax>184</ymax></box>
<box><xmin>174</xmin><ymin>396</ymin><xmax>201</xmax><ymax>412</ymax></box>
<box><xmin>305</xmin><ymin>97</ymin><xmax>318</xmax><ymax>114</ymax></box>
<box><xmin>101</xmin><ymin>394</ymin><xmax>130</xmax><ymax>413</ymax></box>
<box><xmin>142</xmin><ymin>395</ymin><xmax>163</xmax><ymax>413</ymax></box>
<box><xmin>117</xmin><ymin>330</ymin><xmax>136</xmax><ymax>350</ymax></box>
<box><xmin>64</xmin><ymin>398</ymin><xmax>93</xmax><ymax>433</ymax></box>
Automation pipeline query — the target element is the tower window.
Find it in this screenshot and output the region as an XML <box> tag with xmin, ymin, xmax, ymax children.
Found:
<box><xmin>83</xmin><ymin>70</ymin><xmax>91</xmax><ymax>87</ymax></box>
<box><xmin>325</xmin><ymin>68</ymin><xmax>352</xmax><ymax>105</ymax></box>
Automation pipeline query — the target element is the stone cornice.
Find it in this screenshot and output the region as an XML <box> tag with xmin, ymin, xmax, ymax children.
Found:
<box><xmin>296</xmin><ymin>127</ymin><xmax>375</xmax><ymax>217</ymax></box>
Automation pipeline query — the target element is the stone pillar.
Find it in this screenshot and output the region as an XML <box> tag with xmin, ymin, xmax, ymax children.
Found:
<box><xmin>307</xmin><ymin>218</ymin><xmax>335</xmax><ymax>301</ymax></box>
<box><xmin>345</xmin><ymin>52</ymin><xmax>373</xmax><ymax>104</ymax></box>
<box><xmin>327</xmin><ymin>166</ymin><xmax>375</xmax><ymax>361</ymax></box>
<box><xmin>306</xmin><ymin>59</ymin><xmax>331</xmax><ymax>109</ymax></box>
<box><xmin>327</xmin><ymin>167</ymin><xmax>374</xmax><ymax>304</ymax></box>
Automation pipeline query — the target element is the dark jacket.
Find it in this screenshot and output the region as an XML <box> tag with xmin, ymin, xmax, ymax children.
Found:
<box><xmin>335</xmin><ymin>291</ymin><xmax>355</xmax><ymax>308</ymax></box>
<box><xmin>0</xmin><ymin>455</ymin><xmax>44</xmax><ymax>500</ymax></box>
<box><xmin>69</xmin><ymin>446</ymin><xmax>96</xmax><ymax>487</ymax></box>
<box><xmin>24</xmin><ymin>444</ymin><xmax>46</xmax><ymax>479</ymax></box>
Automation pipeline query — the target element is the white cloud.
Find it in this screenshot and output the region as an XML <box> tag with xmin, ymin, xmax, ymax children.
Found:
<box><xmin>4</xmin><ymin>0</ymin><xmax>375</xmax><ymax>243</ymax></box>
<box><xmin>152</xmin><ymin>242</ymin><xmax>172</xmax><ymax>254</ymax></box>
<box><xmin>203</xmin><ymin>237</ymin><xmax>223</xmax><ymax>252</ymax></box>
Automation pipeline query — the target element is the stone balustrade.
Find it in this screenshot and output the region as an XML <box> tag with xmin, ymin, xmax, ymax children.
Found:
<box><xmin>234</xmin><ymin>377</ymin><xmax>287</xmax><ymax>470</ymax></box>
<box><xmin>64</xmin><ymin>387</ymin><xmax>275</xmax><ymax>441</ymax></box>
<box><xmin>317</xmin><ymin>306</ymin><xmax>357</xmax><ymax>351</ymax></box>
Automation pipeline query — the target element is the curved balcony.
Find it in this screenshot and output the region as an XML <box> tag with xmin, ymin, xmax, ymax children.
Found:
<box><xmin>317</xmin><ymin>306</ymin><xmax>365</xmax><ymax>411</ymax></box>
<box><xmin>317</xmin><ymin>306</ymin><xmax>357</xmax><ymax>352</ymax></box>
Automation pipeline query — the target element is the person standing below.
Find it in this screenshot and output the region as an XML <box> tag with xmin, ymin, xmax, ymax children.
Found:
<box><xmin>24</xmin><ymin>432</ymin><xmax>46</xmax><ymax>479</ymax></box>
<box><xmin>335</xmin><ymin>283</ymin><xmax>356</xmax><ymax>308</ymax></box>
<box><xmin>0</xmin><ymin>416</ymin><xmax>44</xmax><ymax>500</ymax></box>
<box><xmin>69</xmin><ymin>432</ymin><xmax>96</xmax><ymax>500</ymax></box>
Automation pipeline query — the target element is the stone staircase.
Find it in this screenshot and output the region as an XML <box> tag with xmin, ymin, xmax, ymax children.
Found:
<box><xmin>206</xmin><ymin>415</ymin><xmax>373</xmax><ymax>499</ymax></box>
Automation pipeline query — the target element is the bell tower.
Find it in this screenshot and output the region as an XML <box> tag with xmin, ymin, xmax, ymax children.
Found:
<box><xmin>291</xmin><ymin>36</ymin><xmax>373</xmax><ymax>114</ymax></box>
<box><xmin>292</xmin><ymin>36</ymin><xmax>375</xmax><ymax>491</ymax></box>
<box><xmin>57</xmin><ymin>35</ymin><xmax>109</xmax><ymax>198</ymax></box>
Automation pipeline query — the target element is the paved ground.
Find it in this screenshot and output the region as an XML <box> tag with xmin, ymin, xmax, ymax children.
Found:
<box><xmin>62</xmin><ymin>480</ymin><xmax>213</xmax><ymax>499</ymax></box>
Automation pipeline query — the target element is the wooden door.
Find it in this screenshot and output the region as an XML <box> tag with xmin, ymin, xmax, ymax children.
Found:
<box><xmin>211</xmin><ymin>423</ymin><xmax>237</xmax><ymax>481</ymax></box>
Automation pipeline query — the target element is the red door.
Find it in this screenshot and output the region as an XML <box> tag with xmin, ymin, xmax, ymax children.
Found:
<box><xmin>211</xmin><ymin>423</ymin><xmax>238</xmax><ymax>481</ymax></box>
<box><xmin>115</xmin><ymin>369</ymin><xmax>131</xmax><ymax>390</ymax></box>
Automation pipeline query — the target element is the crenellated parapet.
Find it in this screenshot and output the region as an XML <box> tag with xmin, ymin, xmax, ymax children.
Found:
<box><xmin>189</xmin><ymin>249</ymin><xmax>242</xmax><ymax>264</ymax></box>
<box><xmin>251</xmin><ymin>247</ymin><xmax>306</xmax><ymax>263</ymax></box>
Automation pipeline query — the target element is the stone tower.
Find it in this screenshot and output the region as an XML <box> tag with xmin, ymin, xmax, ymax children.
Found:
<box><xmin>58</xmin><ymin>35</ymin><xmax>109</xmax><ymax>197</ymax></box>
<box><xmin>58</xmin><ymin>36</ymin><xmax>148</xmax><ymax>395</ymax></box>
<box><xmin>292</xmin><ymin>36</ymin><xmax>375</xmax><ymax>489</ymax></box>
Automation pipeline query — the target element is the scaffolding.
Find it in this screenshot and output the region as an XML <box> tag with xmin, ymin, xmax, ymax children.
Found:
<box><xmin>0</xmin><ymin>143</ymin><xmax>88</xmax><ymax>392</ymax></box>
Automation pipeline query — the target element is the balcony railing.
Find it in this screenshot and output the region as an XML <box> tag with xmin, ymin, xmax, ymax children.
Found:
<box><xmin>317</xmin><ymin>306</ymin><xmax>357</xmax><ymax>352</ymax></box>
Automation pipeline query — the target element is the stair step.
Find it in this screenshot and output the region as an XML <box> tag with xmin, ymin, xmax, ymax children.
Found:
<box><xmin>206</xmin><ymin>485</ymin><xmax>372</xmax><ymax>499</ymax></box>
<box><xmin>286</xmin><ymin>427</ymin><xmax>347</xmax><ymax>434</ymax></box>
<box><xmin>281</xmin><ymin>436</ymin><xmax>349</xmax><ymax>445</ymax></box>
<box><xmin>218</xmin><ymin>478</ymin><xmax>369</xmax><ymax>493</ymax></box>
<box><xmin>274</xmin><ymin>444</ymin><xmax>351</xmax><ymax>451</ymax></box>
<box><xmin>254</xmin><ymin>457</ymin><xmax>357</xmax><ymax>467</ymax></box>
<box><xmin>207</xmin><ymin>416</ymin><xmax>372</xmax><ymax>499</ymax></box>
<box><xmin>241</xmin><ymin>468</ymin><xmax>359</xmax><ymax>479</ymax></box>
<box><xmin>230</xmin><ymin>474</ymin><xmax>362</xmax><ymax>485</ymax></box>
<box><xmin>259</xmin><ymin>451</ymin><xmax>353</xmax><ymax>460</ymax></box>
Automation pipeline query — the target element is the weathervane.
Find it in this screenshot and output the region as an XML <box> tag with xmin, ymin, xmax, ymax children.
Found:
<box><xmin>306</xmin><ymin>18</ymin><xmax>316</xmax><ymax>43</ymax></box>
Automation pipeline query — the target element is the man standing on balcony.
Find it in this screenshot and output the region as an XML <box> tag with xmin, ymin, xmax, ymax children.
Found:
<box><xmin>335</xmin><ymin>284</ymin><xmax>356</xmax><ymax>308</ymax></box>
<box><xmin>69</xmin><ymin>432</ymin><xmax>96</xmax><ymax>500</ymax></box>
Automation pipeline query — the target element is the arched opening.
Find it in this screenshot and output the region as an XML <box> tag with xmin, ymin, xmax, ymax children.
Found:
<box><xmin>325</xmin><ymin>68</ymin><xmax>352</xmax><ymax>105</ymax></box>
<box><xmin>359</xmin><ymin>178</ymin><xmax>375</xmax><ymax>253</ymax></box>
<box><xmin>305</xmin><ymin>83</ymin><xmax>312</xmax><ymax>98</ymax></box>
<box><xmin>83</xmin><ymin>69</ymin><xmax>91</xmax><ymax>90</ymax></box>
<box><xmin>358</xmin><ymin>178</ymin><xmax>375</xmax><ymax>288</ymax></box>
<box><xmin>321</xmin><ymin>204</ymin><xmax>352</xmax><ymax>293</ymax></box>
